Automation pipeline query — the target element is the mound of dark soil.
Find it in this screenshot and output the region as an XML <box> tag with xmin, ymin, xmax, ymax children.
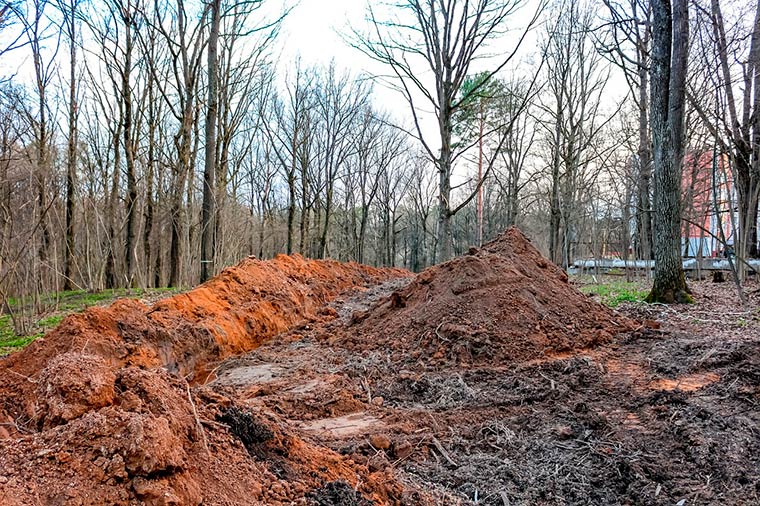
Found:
<box><xmin>342</xmin><ymin>227</ymin><xmax>635</xmax><ymax>367</ymax></box>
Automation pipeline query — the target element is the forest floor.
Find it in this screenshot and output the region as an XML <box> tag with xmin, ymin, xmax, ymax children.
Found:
<box><xmin>0</xmin><ymin>231</ymin><xmax>758</xmax><ymax>505</ymax></box>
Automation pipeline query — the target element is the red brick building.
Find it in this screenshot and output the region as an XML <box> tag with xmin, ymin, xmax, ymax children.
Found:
<box><xmin>680</xmin><ymin>151</ymin><xmax>736</xmax><ymax>257</ymax></box>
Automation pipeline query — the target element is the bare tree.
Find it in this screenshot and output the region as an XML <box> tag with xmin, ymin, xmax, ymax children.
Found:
<box><xmin>313</xmin><ymin>64</ymin><xmax>369</xmax><ymax>259</ymax></box>
<box><xmin>121</xmin><ymin>1</ymin><xmax>138</xmax><ymax>287</ymax></box>
<box><xmin>600</xmin><ymin>0</ymin><xmax>653</xmax><ymax>262</ymax></box>
<box><xmin>140</xmin><ymin>16</ymin><xmax>165</xmax><ymax>287</ymax></box>
<box><xmin>348</xmin><ymin>107</ymin><xmax>408</xmax><ymax>263</ymax></box>
<box><xmin>538</xmin><ymin>1</ymin><xmax>614</xmax><ymax>268</ymax></box>
<box><xmin>0</xmin><ymin>1</ymin><xmax>28</xmax><ymax>66</ymax></box>
<box><xmin>688</xmin><ymin>0</ymin><xmax>760</xmax><ymax>264</ymax></box>
<box><xmin>263</xmin><ymin>61</ymin><xmax>314</xmax><ymax>255</ymax></box>
<box><xmin>57</xmin><ymin>0</ymin><xmax>81</xmax><ymax>290</ymax></box>
<box><xmin>214</xmin><ymin>3</ymin><xmax>279</xmax><ymax>266</ymax></box>
<box><xmin>148</xmin><ymin>0</ymin><xmax>207</xmax><ymax>287</ymax></box>
<box><xmin>490</xmin><ymin>78</ymin><xmax>536</xmax><ymax>231</ymax></box>
<box><xmin>84</xmin><ymin>0</ymin><xmax>141</xmax><ymax>288</ymax></box>
<box><xmin>405</xmin><ymin>153</ymin><xmax>437</xmax><ymax>270</ymax></box>
<box><xmin>22</xmin><ymin>0</ymin><xmax>60</xmax><ymax>273</ymax></box>
<box><xmin>0</xmin><ymin>85</ymin><xmax>26</xmax><ymax>287</ymax></box>
<box><xmin>353</xmin><ymin>0</ymin><xmax>543</xmax><ymax>261</ymax></box>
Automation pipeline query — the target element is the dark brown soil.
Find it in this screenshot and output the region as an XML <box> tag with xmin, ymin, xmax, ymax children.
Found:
<box><xmin>1</xmin><ymin>228</ymin><xmax>759</xmax><ymax>505</ymax></box>
<box><xmin>341</xmin><ymin>228</ymin><xmax>635</xmax><ymax>368</ymax></box>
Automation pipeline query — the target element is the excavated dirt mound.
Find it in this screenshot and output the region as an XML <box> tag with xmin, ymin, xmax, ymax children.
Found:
<box><xmin>0</xmin><ymin>254</ymin><xmax>405</xmax><ymax>425</ymax></box>
<box><xmin>0</xmin><ymin>366</ymin><xmax>414</xmax><ymax>505</ymax></box>
<box><xmin>0</xmin><ymin>254</ymin><xmax>420</xmax><ymax>505</ymax></box>
<box><xmin>341</xmin><ymin>228</ymin><xmax>635</xmax><ymax>367</ymax></box>
<box><xmin>199</xmin><ymin>245</ymin><xmax>759</xmax><ymax>504</ymax></box>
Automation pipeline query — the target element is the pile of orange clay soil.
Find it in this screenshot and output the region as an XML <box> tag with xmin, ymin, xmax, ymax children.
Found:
<box><xmin>338</xmin><ymin>227</ymin><xmax>636</xmax><ymax>368</ymax></box>
<box><xmin>0</xmin><ymin>254</ymin><xmax>428</xmax><ymax>506</ymax></box>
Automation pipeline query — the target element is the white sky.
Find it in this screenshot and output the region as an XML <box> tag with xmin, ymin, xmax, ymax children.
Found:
<box><xmin>276</xmin><ymin>0</ymin><xmax>370</xmax><ymax>67</ymax></box>
<box><xmin>273</xmin><ymin>0</ymin><xmax>418</xmax><ymax>131</ymax></box>
<box><xmin>271</xmin><ymin>0</ymin><xmax>556</xmax><ymax>185</ymax></box>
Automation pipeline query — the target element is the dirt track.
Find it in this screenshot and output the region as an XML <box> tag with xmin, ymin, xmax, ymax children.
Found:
<box><xmin>1</xmin><ymin>229</ymin><xmax>759</xmax><ymax>505</ymax></box>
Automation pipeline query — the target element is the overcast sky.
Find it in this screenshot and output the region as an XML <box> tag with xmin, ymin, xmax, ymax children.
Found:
<box><xmin>276</xmin><ymin>0</ymin><xmax>369</xmax><ymax>67</ymax></box>
<box><xmin>272</xmin><ymin>0</ymin><xmax>416</xmax><ymax>129</ymax></box>
<box><xmin>271</xmin><ymin>0</ymin><xmax>553</xmax><ymax>176</ymax></box>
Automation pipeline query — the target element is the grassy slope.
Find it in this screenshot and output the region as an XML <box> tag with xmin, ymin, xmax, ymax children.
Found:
<box><xmin>1</xmin><ymin>288</ymin><xmax>177</xmax><ymax>356</ymax></box>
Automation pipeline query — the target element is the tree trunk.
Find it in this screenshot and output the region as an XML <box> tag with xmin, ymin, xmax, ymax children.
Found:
<box><xmin>123</xmin><ymin>14</ymin><xmax>137</xmax><ymax>288</ymax></box>
<box><xmin>169</xmin><ymin>127</ymin><xmax>191</xmax><ymax>288</ymax></box>
<box><xmin>436</xmin><ymin>101</ymin><xmax>453</xmax><ymax>262</ymax></box>
<box><xmin>0</xmin><ymin>130</ymin><xmax>11</xmax><ymax>278</ymax></box>
<box><xmin>286</xmin><ymin>169</ymin><xmax>296</xmax><ymax>254</ymax></box>
<box><xmin>711</xmin><ymin>0</ymin><xmax>760</xmax><ymax>259</ymax></box>
<box><xmin>734</xmin><ymin>155</ymin><xmax>759</xmax><ymax>260</ymax></box>
<box><xmin>751</xmin><ymin>0</ymin><xmax>760</xmax><ymax>257</ymax></box>
<box><xmin>64</xmin><ymin>0</ymin><xmax>77</xmax><ymax>291</ymax></box>
<box><xmin>646</xmin><ymin>0</ymin><xmax>691</xmax><ymax>303</ymax></box>
<box><xmin>144</xmin><ymin>76</ymin><xmax>157</xmax><ymax>287</ymax></box>
<box><xmin>549</xmin><ymin>105</ymin><xmax>562</xmax><ymax>265</ymax></box>
<box><xmin>358</xmin><ymin>203</ymin><xmax>370</xmax><ymax>265</ymax></box>
<box><xmin>477</xmin><ymin>102</ymin><xmax>484</xmax><ymax>246</ymax></box>
<box><xmin>299</xmin><ymin>159</ymin><xmax>309</xmax><ymax>254</ymax></box>
<box><xmin>105</xmin><ymin>122</ymin><xmax>122</xmax><ymax>290</ymax></box>
<box><xmin>144</xmin><ymin>159</ymin><xmax>154</xmax><ymax>287</ymax></box>
<box><xmin>318</xmin><ymin>168</ymin><xmax>335</xmax><ymax>258</ymax></box>
<box><xmin>201</xmin><ymin>0</ymin><xmax>220</xmax><ymax>282</ymax></box>
<box><xmin>636</xmin><ymin>43</ymin><xmax>653</xmax><ymax>261</ymax></box>
<box><xmin>34</xmin><ymin>50</ymin><xmax>51</xmax><ymax>267</ymax></box>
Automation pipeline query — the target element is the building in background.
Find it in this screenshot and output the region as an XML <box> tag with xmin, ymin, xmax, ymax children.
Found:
<box><xmin>680</xmin><ymin>151</ymin><xmax>737</xmax><ymax>258</ymax></box>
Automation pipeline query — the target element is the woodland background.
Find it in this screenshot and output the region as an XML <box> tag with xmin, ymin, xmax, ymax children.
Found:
<box><xmin>0</xmin><ymin>0</ymin><xmax>757</xmax><ymax>301</ymax></box>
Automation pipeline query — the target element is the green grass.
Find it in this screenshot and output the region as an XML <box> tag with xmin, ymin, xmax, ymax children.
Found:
<box><xmin>0</xmin><ymin>315</ymin><xmax>48</xmax><ymax>356</ymax></box>
<box><xmin>1</xmin><ymin>287</ymin><xmax>178</xmax><ymax>356</ymax></box>
<box><xmin>577</xmin><ymin>279</ymin><xmax>650</xmax><ymax>308</ymax></box>
<box><xmin>6</xmin><ymin>287</ymin><xmax>176</xmax><ymax>313</ymax></box>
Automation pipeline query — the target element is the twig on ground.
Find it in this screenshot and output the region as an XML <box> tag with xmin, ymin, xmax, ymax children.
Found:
<box><xmin>432</xmin><ymin>436</ymin><xmax>458</xmax><ymax>467</ymax></box>
<box><xmin>7</xmin><ymin>370</ymin><xmax>36</xmax><ymax>383</ymax></box>
<box><xmin>202</xmin><ymin>362</ymin><xmax>225</xmax><ymax>385</ymax></box>
<box><xmin>200</xmin><ymin>418</ymin><xmax>230</xmax><ymax>430</ymax></box>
